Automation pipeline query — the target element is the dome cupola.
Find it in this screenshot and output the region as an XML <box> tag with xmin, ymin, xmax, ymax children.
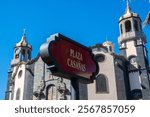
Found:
<box><xmin>11</xmin><ymin>30</ymin><xmax>32</xmax><ymax>65</ymax></box>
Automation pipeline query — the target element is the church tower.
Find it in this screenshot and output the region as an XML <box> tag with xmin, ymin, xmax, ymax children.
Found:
<box><xmin>11</xmin><ymin>31</ymin><xmax>31</xmax><ymax>65</ymax></box>
<box><xmin>118</xmin><ymin>3</ymin><xmax>150</xmax><ymax>99</ymax></box>
<box><xmin>5</xmin><ymin>31</ymin><xmax>33</xmax><ymax>100</ymax></box>
<box><xmin>103</xmin><ymin>41</ymin><xmax>114</xmax><ymax>53</ymax></box>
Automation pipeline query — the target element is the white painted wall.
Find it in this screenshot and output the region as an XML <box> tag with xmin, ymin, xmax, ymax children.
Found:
<box><xmin>13</xmin><ymin>64</ymin><xmax>26</xmax><ymax>100</ymax></box>
<box><xmin>87</xmin><ymin>51</ymin><xmax>118</xmax><ymax>100</ymax></box>
<box><xmin>126</xmin><ymin>41</ymin><xmax>137</xmax><ymax>58</ymax></box>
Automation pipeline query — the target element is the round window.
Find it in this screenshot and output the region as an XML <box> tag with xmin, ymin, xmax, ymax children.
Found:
<box><xmin>95</xmin><ymin>54</ymin><xmax>105</xmax><ymax>62</ymax></box>
<box><xmin>18</xmin><ymin>70</ymin><xmax>23</xmax><ymax>78</ymax></box>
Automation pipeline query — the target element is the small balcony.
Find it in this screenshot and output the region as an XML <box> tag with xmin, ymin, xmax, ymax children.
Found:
<box><xmin>118</xmin><ymin>31</ymin><xmax>146</xmax><ymax>44</ymax></box>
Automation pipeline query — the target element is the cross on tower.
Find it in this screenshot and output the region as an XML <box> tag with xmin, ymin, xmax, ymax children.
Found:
<box><xmin>126</xmin><ymin>0</ymin><xmax>130</xmax><ymax>5</ymax></box>
<box><xmin>23</xmin><ymin>29</ymin><xmax>26</xmax><ymax>37</ymax></box>
<box><xmin>124</xmin><ymin>0</ymin><xmax>132</xmax><ymax>5</ymax></box>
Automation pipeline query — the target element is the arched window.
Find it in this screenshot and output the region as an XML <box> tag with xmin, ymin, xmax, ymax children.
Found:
<box><xmin>15</xmin><ymin>48</ymin><xmax>20</xmax><ymax>59</ymax></box>
<box><xmin>18</xmin><ymin>70</ymin><xmax>23</xmax><ymax>79</ymax></box>
<box><xmin>125</xmin><ymin>20</ymin><xmax>132</xmax><ymax>32</ymax></box>
<box><xmin>21</xmin><ymin>49</ymin><xmax>26</xmax><ymax>61</ymax></box>
<box><xmin>120</xmin><ymin>24</ymin><xmax>123</xmax><ymax>34</ymax></box>
<box><xmin>16</xmin><ymin>88</ymin><xmax>21</xmax><ymax>100</ymax></box>
<box><xmin>46</xmin><ymin>85</ymin><xmax>57</xmax><ymax>100</ymax></box>
<box><xmin>134</xmin><ymin>20</ymin><xmax>139</xmax><ymax>31</ymax></box>
<box><xmin>95</xmin><ymin>74</ymin><xmax>109</xmax><ymax>93</ymax></box>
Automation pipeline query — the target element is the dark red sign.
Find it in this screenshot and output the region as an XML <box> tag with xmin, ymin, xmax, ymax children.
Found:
<box><xmin>40</xmin><ymin>33</ymin><xmax>98</xmax><ymax>83</ymax></box>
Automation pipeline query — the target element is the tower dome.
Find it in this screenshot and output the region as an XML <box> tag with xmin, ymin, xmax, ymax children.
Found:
<box><xmin>15</xmin><ymin>32</ymin><xmax>31</xmax><ymax>49</ymax></box>
<box><xmin>103</xmin><ymin>41</ymin><xmax>114</xmax><ymax>53</ymax></box>
<box><xmin>119</xmin><ymin>4</ymin><xmax>139</xmax><ymax>22</ymax></box>
<box><xmin>11</xmin><ymin>30</ymin><xmax>32</xmax><ymax>65</ymax></box>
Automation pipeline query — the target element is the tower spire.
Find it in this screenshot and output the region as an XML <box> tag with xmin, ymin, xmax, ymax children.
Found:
<box><xmin>15</xmin><ymin>29</ymin><xmax>31</xmax><ymax>49</ymax></box>
<box><xmin>125</xmin><ymin>0</ymin><xmax>132</xmax><ymax>13</ymax></box>
<box><xmin>124</xmin><ymin>0</ymin><xmax>131</xmax><ymax>6</ymax></box>
<box><xmin>23</xmin><ymin>29</ymin><xmax>26</xmax><ymax>37</ymax></box>
<box><xmin>126</xmin><ymin>0</ymin><xmax>129</xmax><ymax>6</ymax></box>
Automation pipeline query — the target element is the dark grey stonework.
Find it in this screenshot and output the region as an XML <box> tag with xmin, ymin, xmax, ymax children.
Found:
<box><xmin>5</xmin><ymin>66</ymin><xmax>18</xmax><ymax>100</ymax></box>
<box><xmin>140</xmin><ymin>70</ymin><xmax>150</xmax><ymax>99</ymax></box>
<box><xmin>115</xmin><ymin>59</ymin><xmax>127</xmax><ymax>100</ymax></box>
<box><xmin>135</xmin><ymin>46</ymin><xmax>150</xmax><ymax>99</ymax></box>
<box><xmin>5</xmin><ymin>69</ymin><xmax>13</xmax><ymax>100</ymax></box>
<box><xmin>120</xmin><ymin>49</ymin><xmax>127</xmax><ymax>59</ymax></box>
<box><xmin>79</xmin><ymin>83</ymin><xmax>88</xmax><ymax>100</ymax></box>
<box><xmin>114</xmin><ymin>56</ymin><xmax>131</xmax><ymax>99</ymax></box>
<box><xmin>33</xmin><ymin>56</ymin><xmax>72</xmax><ymax>100</ymax></box>
<box><xmin>33</xmin><ymin>57</ymin><xmax>45</xmax><ymax>95</ymax></box>
<box><xmin>136</xmin><ymin>46</ymin><xmax>146</xmax><ymax>68</ymax></box>
<box><xmin>23</xmin><ymin>64</ymin><xmax>34</xmax><ymax>100</ymax></box>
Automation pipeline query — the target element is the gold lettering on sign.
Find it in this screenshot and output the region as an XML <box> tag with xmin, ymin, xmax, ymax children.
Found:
<box><xmin>70</xmin><ymin>49</ymin><xmax>83</xmax><ymax>61</ymax></box>
<box><xmin>67</xmin><ymin>49</ymin><xmax>86</xmax><ymax>72</ymax></box>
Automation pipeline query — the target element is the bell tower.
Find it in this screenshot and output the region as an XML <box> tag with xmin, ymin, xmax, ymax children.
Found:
<box><xmin>11</xmin><ymin>30</ymin><xmax>32</xmax><ymax>66</ymax></box>
<box><xmin>118</xmin><ymin>3</ymin><xmax>150</xmax><ymax>99</ymax></box>
<box><xmin>5</xmin><ymin>30</ymin><xmax>33</xmax><ymax>100</ymax></box>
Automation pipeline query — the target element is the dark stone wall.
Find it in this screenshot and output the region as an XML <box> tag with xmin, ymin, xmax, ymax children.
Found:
<box><xmin>114</xmin><ymin>59</ymin><xmax>128</xmax><ymax>100</ymax></box>
<box><xmin>23</xmin><ymin>64</ymin><xmax>34</xmax><ymax>100</ymax></box>
<box><xmin>5</xmin><ymin>69</ymin><xmax>13</xmax><ymax>100</ymax></box>
<box><xmin>136</xmin><ymin>46</ymin><xmax>146</xmax><ymax>68</ymax></box>
<box><xmin>79</xmin><ymin>83</ymin><xmax>88</xmax><ymax>100</ymax></box>
<box><xmin>120</xmin><ymin>49</ymin><xmax>127</xmax><ymax>59</ymax></box>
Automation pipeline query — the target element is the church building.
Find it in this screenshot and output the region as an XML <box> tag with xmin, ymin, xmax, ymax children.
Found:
<box><xmin>5</xmin><ymin>4</ymin><xmax>150</xmax><ymax>100</ymax></box>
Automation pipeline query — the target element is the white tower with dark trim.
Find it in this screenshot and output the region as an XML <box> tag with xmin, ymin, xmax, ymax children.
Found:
<box><xmin>118</xmin><ymin>4</ymin><xmax>150</xmax><ymax>99</ymax></box>
<box><xmin>5</xmin><ymin>31</ymin><xmax>33</xmax><ymax>100</ymax></box>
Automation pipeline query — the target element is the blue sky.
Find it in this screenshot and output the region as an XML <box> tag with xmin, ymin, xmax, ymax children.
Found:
<box><xmin>0</xmin><ymin>0</ymin><xmax>150</xmax><ymax>100</ymax></box>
